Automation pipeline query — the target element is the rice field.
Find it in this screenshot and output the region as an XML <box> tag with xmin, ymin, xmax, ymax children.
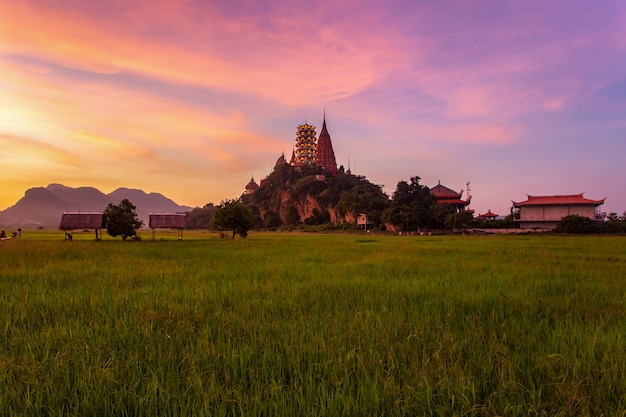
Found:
<box><xmin>1</xmin><ymin>231</ymin><xmax>625</xmax><ymax>416</ymax></box>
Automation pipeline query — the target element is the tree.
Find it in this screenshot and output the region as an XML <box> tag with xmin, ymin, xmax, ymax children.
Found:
<box><xmin>554</xmin><ymin>214</ymin><xmax>597</xmax><ymax>234</ymax></box>
<box><xmin>335</xmin><ymin>183</ymin><xmax>390</xmax><ymax>226</ymax></box>
<box><xmin>383</xmin><ymin>176</ymin><xmax>435</xmax><ymax>231</ymax></box>
<box><xmin>284</xmin><ymin>205</ymin><xmax>301</xmax><ymax>226</ymax></box>
<box><xmin>304</xmin><ymin>208</ymin><xmax>330</xmax><ymax>225</ymax></box>
<box><xmin>444</xmin><ymin>211</ymin><xmax>475</xmax><ymax>232</ymax></box>
<box><xmin>428</xmin><ymin>203</ymin><xmax>454</xmax><ymax>230</ymax></box>
<box><xmin>186</xmin><ymin>204</ymin><xmax>217</xmax><ymax>229</ymax></box>
<box><xmin>103</xmin><ymin>199</ymin><xmax>143</xmax><ymax>240</ymax></box>
<box><xmin>212</xmin><ymin>199</ymin><xmax>255</xmax><ymax>239</ymax></box>
<box><xmin>262</xmin><ymin>210</ymin><xmax>282</xmax><ymax>228</ymax></box>
<box><xmin>599</xmin><ymin>212</ymin><xmax>626</xmax><ymax>234</ymax></box>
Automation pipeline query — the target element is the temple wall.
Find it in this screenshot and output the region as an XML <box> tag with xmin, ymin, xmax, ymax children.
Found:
<box><xmin>520</xmin><ymin>205</ymin><xmax>596</xmax><ymax>221</ymax></box>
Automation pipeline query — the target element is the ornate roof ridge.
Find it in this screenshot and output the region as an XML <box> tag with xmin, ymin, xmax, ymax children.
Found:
<box><xmin>512</xmin><ymin>193</ymin><xmax>605</xmax><ymax>206</ymax></box>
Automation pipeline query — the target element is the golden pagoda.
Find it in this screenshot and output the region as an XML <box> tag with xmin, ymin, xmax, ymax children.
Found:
<box><xmin>292</xmin><ymin>123</ymin><xmax>317</xmax><ymax>166</ymax></box>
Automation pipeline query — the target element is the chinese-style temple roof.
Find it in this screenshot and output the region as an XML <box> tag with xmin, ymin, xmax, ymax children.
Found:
<box><xmin>430</xmin><ymin>181</ymin><xmax>463</xmax><ymax>199</ymax></box>
<box><xmin>149</xmin><ymin>213</ymin><xmax>186</xmax><ymax>229</ymax></box>
<box><xmin>477</xmin><ymin>210</ymin><xmax>498</xmax><ymax>219</ymax></box>
<box><xmin>437</xmin><ymin>198</ymin><xmax>471</xmax><ymax>206</ymax></box>
<box><xmin>430</xmin><ymin>181</ymin><xmax>470</xmax><ymax>206</ymax></box>
<box><xmin>59</xmin><ymin>212</ymin><xmax>103</xmax><ymax>230</ymax></box>
<box><xmin>512</xmin><ymin>193</ymin><xmax>605</xmax><ymax>207</ymax></box>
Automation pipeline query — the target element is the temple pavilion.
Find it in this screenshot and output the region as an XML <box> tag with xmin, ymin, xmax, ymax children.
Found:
<box><xmin>247</xmin><ymin>114</ymin><xmax>340</xmax><ymax>192</ymax></box>
<box><xmin>476</xmin><ymin>210</ymin><xmax>498</xmax><ymax>220</ymax></box>
<box><xmin>430</xmin><ymin>181</ymin><xmax>471</xmax><ymax>213</ymax></box>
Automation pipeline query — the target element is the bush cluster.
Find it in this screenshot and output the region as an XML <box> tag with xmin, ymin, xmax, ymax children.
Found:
<box><xmin>555</xmin><ymin>214</ymin><xmax>626</xmax><ymax>234</ymax></box>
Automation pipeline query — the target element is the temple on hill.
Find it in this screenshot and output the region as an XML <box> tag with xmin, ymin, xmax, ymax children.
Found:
<box><xmin>315</xmin><ymin>117</ymin><xmax>338</xmax><ymax>175</ymax></box>
<box><xmin>430</xmin><ymin>181</ymin><xmax>471</xmax><ymax>213</ymax></box>
<box><xmin>246</xmin><ymin>114</ymin><xmax>340</xmax><ymax>193</ymax></box>
<box><xmin>290</xmin><ymin>123</ymin><xmax>317</xmax><ymax>166</ymax></box>
<box><xmin>287</xmin><ymin>114</ymin><xmax>338</xmax><ymax>174</ymax></box>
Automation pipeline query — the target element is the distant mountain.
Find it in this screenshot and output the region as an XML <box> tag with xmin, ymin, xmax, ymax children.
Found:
<box><xmin>0</xmin><ymin>184</ymin><xmax>193</xmax><ymax>229</ymax></box>
<box><xmin>46</xmin><ymin>183</ymin><xmax>110</xmax><ymax>209</ymax></box>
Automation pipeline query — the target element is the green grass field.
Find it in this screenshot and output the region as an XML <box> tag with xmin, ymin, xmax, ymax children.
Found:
<box><xmin>1</xmin><ymin>231</ymin><xmax>625</xmax><ymax>416</ymax></box>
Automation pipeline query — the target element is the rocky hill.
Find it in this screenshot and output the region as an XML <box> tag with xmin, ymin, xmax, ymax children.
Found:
<box><xmin>242</xmin><ymin>163</ymin><xmax>390</xmax><ymax>228</ymax></box>
<box><xmin>0</xmin><ymin>184</ymin><xmax>193</xmax><ymax>229</ymax></box>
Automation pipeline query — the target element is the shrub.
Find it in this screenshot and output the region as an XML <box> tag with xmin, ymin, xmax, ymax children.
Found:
<box><xmin>554</xmin><ymin>215</ymin><xmax>598</xmax><ymax>234</ymax></box>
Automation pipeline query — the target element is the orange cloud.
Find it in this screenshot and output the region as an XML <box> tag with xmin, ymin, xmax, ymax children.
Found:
<box><xmin>0</xmin><ymin>133</ymin><xmax>81</xmax><ymax>168</ymax></box>
<box><xmin>1</xmin><ymin>0</ymin><xmax>395</xmax><ymax>106</ymax></box>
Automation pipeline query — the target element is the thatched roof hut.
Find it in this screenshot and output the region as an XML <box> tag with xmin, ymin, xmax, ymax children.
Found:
<box><xmin>59</xmin><ymin>212</ymin><xmax>103</xmax><ymax>229</ymax></box>
<box><xmin>149</xmin><ymin>213</ymin><xmax>186</xmax><ymax>240</ymax></box>
<box><xmin>149</xmin><ymin>213</ymin><xmax>186</xmax><ymax>229</ymax></box>
<box><xmin>59</xmin><ymin>212</ymin><xmax>103</xmax><ymax>240</ymax></box>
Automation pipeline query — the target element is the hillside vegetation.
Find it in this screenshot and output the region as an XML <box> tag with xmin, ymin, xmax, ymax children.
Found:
<box><xmin>241</xmin><ymin>164</ymin><xmax>439</xmax><ymax>231</ymax></box>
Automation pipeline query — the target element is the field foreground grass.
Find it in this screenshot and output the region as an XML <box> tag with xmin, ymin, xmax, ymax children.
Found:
<box><xmin>1</xmin><ymin>232</ymin><xmax>625</xmax><ymax>416</ymax></box>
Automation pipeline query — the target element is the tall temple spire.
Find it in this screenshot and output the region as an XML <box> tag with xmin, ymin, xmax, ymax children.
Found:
<box><xmin>315</xmin><ymin>112</ymin><xmax>338</xmax><ymax>175</ymax></box>
<box><xmin>292</xmin><ymin>122</ymin><xmax>316</xmax><ymax>166</ymax></box>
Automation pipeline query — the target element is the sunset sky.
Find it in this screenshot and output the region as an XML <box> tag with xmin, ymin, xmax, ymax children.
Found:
<box><xmin>1</xmin><ymin>0</ymin><xmax>625</xmax><ymax>216</ymax></box>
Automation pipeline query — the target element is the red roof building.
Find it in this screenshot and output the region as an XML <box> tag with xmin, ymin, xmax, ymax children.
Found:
<box><xmin>512</xmin><ymin>193</ymin><xmax>605</xmax><ymax>230</ymax></box>
<box><xmin>476</xmin><ymin>210</ymin><xmax>498</xmax><ymax>220</ymax></box>
<box><xmin>430</xmin><ymin>181</ymin><xmax>471</xmax><ymax>213</ymax></box>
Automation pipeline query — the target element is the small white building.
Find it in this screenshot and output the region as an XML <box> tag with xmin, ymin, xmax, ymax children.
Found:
<box><xmin>357</xmin><ymin>213</ymin><xmax>374</xmax><ymax>231</ymax></box>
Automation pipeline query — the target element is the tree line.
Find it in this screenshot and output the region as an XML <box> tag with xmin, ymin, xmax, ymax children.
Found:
<box><xmin>554</xmin><ymin>213</ymin><xmax>626</xmax><ymax>234</ymax></box>
<box><xmin>205</xmin><ymin>166</ymin><xmax>625</xmax><ymax>237</ymax></box>
<box><xmin>106</xmin><ymin>180</ymin><xmax>626</xmax><ymax>241</ymax></box>
<box><xmin>192</xmin><ymin>168</ymin><xmax>517</xmax><ymax>238</ymax></box>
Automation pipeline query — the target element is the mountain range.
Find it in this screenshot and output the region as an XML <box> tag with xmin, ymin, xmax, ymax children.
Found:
<box><xmin>0</xmin><ymin>184</ymin><xmax>193</xmax><ymax>229</ymax></box>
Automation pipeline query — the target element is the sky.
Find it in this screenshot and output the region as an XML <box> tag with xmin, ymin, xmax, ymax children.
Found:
<box><xmin>1</xmin><ymin>0</ymin><xmax>625</xmax><ymax>217</ymax></box>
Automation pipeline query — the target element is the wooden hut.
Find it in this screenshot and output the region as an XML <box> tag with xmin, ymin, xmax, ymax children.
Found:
<box><xmin>59</xmin><ymin>212</ymin><xmax>104</xmax><ymax>240</ymax></box>
<box><xmin>149</xmin><ymin>213</ymin><xmax>186</xmax><ymax>240</ymax></box>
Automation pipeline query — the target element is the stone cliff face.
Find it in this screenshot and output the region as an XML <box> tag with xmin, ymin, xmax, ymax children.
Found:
<box><xmin>253</xmin><ymin>187</ymin><xmax>348</xmax><ymax>225</ymax></box>
<box><xmin>257</xmin><ymin>190</ymin><xmax>324</xmax><ymax>224</ymax></box>
<box><xmin>298</xmin><ymin>195</ymin><xmax>325</xmax><ymax>220</ymax></box>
